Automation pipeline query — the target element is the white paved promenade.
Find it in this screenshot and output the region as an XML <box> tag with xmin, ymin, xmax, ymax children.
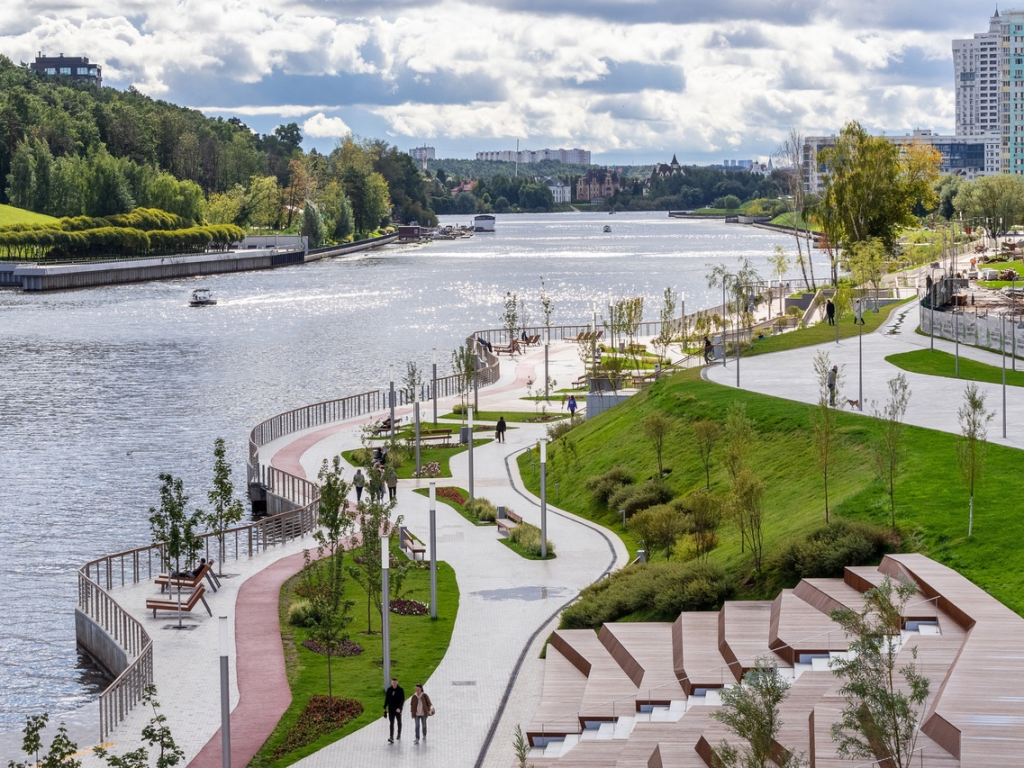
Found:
<box><xmin>705</xmin><ymin>299</ymin><xmax>1024</xmax><ymax>449</ymax></box>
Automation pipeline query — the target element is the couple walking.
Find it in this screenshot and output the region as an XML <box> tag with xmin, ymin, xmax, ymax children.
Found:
<box><xmin>384</xmin><ymin>678</ymin><xmax>434</xmax><ymax>745</ymax></box>
<box><xmin>353</xmin><ymin>466</ymin><xmax>398</xmax><ymax>503</ymax></box>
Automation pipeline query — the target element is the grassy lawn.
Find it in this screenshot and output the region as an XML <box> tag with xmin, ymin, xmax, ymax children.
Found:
<box><xmin>517</xmin><ymin>366</ymin><xmax>1024</xmax><ymax>612</ymax></box>
<box><xmin>744</xmin><ymin>298</ymin><xmax>910</xmax><ymax>357</ymax></box>
<box><xmin>0</xmin><ymin>204</ymin><xmax>58</xmax><ymax>227</ymax></box>
<box><xmin>439</xmin><ymin>410</ymin><xmax>567</xmax><ymax>423</ymax></box>
<box><xmin>412</xmin><ymin>486</ymin><xmax>494</xmax><ymax>526</ymax></box>
<box><xmin>251</xmin><ymin>540</ymin><xmax>459</xmax><ymax>766</ymax></box>
<box><xmin>342</xmin><ymin>438</ymin><xmax>492</xmax><ymax>479</ymax></box>
<box><xmin>769</xmin><ymin>212</ymin><xmax>810</xmax><ymax>229</ymax></box>
<box><xmin>498</xmin><ymin>537</ymin><xmax>557</xmax><ymax>560</ymax></box>
<box><xmin>886</xmin><ymin>349</ymin><xmax>1024</xmax><ymax>388</ymax></box>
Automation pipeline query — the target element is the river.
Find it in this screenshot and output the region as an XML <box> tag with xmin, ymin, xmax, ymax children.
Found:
<box><xmin>0</xmin><ymin>211</ymin><xmax>826</xmax><ymax>724</ymax></box>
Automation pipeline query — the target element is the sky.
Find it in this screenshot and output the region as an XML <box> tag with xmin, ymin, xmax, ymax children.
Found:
<box><xmin>0</xmin><ymin>1</ymin><xmax>995</xmax><ymax>164</ymax></box>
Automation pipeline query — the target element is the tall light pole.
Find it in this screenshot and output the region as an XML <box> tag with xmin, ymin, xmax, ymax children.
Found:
<box><xmin>468</xmin><ymin>406</ymin><xmax>475</xmax><ymax>501</ymax></box>
<box><xmin>431</xmin><ymin>348</ymin><xmax>438</xmax><ymax>426</ymax></box>
<box><xmin>856</xmin><ymin>299</ymin><xmax>864</xmax><ymax>410</ymax></box>
<box><xmin>414</xmin><ymin>401</ymin><xmax>421</xmax><ymax>476</ymax></box>
<box><xmin>219</xmin><ymin>616</ymin><xmax>231</xmax><ymax>768</ymax></box>
<box><xmin>591</xmin><ymin>304</ymin><xmax>598</xmax><ymax>377</ymax></box>
<box><xmin>539</xmin><ymin>439</ymin><xmax>548</xmax><ymax>558</ymax></box>
<box><xmin>381</xmin><ymin>535</ymin><xmax>391</xmax><ymax>689</ymax></box>
<box><xmin>721</xmin><ymin>274</ymin><xmax>734</xmax><ymax>367</ymax></box>
<box><xmin>388</xmin><ymin>363</ymin><xmax>396</xmax><ymax>440</ymax></box>
<box><xmin>429</xmin><ymin>482</ymin><xmax>437</xmax><ymax>619</ymax></box>
<box><xmin>544</xmin><ymin>327</ymin><xmax>550</xmax><ymax>400</ymax></box>
<box><xmin>1003</xmin><ymin>315</ymin><xmax>1008</xmax><ymax>440</ymax></box>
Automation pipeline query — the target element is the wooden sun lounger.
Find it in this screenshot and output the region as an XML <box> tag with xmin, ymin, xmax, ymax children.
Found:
<box><xmin>146</xmin><ymin>583</ymin><xmax>212</xmax><ymax>618</ymax></box>
<box><xmin>155</xmin><ymin>560</ymin><xmax>219</xmax><ymax>593</ymax></box>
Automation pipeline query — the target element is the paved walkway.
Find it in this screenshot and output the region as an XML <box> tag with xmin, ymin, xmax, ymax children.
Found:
<box><xmin>705</xmin><ymin>299</ymin><xmax>1024</xmax><ymax>448</ymax></box>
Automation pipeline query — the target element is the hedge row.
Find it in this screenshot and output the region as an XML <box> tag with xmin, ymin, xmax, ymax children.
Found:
<box><xmin>0</xmin><ymin>223</ymin><xmax>245</xmax><ymax>260</ymax></box>
<box><xmin>0</xmin><ymin>207</ymin><xmax>191</xmax><ymax>234</ymax></box>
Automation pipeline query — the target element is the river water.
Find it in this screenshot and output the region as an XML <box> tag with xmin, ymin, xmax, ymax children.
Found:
<box><xmin>0</xmin><ymin>211</ymin><xmax>825</xmax><ymax>724</ymax></box>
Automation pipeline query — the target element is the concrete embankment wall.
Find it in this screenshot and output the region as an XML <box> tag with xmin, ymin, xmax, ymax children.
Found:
<box><xmin>75</xmin><ymin>608</ymin><xmax>128</xmax><ymax>679</ymax></box>
<box><xmin>2</xmin><ymin>233</ymin><xmax>398</xmax><ymax>291</ymax></box>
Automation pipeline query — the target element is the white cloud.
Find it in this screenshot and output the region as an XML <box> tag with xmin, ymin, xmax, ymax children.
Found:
<box><xmin>303</xmin><ymin>112</ymin><xmax>353</xmax><ymax>137</ymax></box>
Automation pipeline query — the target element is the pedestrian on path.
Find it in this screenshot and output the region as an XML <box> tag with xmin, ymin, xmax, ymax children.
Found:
<box><xmin>384</xmin><ymin>677</ymin><xmax>405</xmax><ymax>743</ymax></box>
<box><xmin>703</xmin><ymin>335</ymin><xmax>713</xmax><ymax>363</ymax></box>
<box><xmin>827</xmin><ymin>364</ymin><xmax>838</xmax><ymax>406</ymax></box>
<box><xmin>353</xmin><ymin>469</ymin><xmax>365</xmax><ymax>502</ymax></box>
<box><xmin>369</xmin><ymin>467</ymin><xmax>384</xmax><ymax>503</ymax></box>
<box><xmin>825</xmin><ymin>299</ymin><xmax>836</xmax><ymax>325</ymax></box>
<box><xmin>568</xmin><ymin>395</ymin><xmax>577</xmax><ymax>417</ymax></box>
<box><xmin>561</xmin><ymin>393</ymin><xmax>567</xmax><ymax>410</ymax></box>
<box><xmin>854</xmin><ymin>300</ymin><xmax>865</xmax><ymax>325</ymax></box>
<box><xmin>495</xmin><ymin>416</ymin><xmax>507</xmax><ymax>443</ymax></box>
<box><xmin>385</xmin><ymin>467</ymin><xmax>398</xmax><ymax>502</ymax></box>
<box><xmin>410</xmin><ymin>683</ymin><xmax>434</xmax><ymax>744</ymax></box>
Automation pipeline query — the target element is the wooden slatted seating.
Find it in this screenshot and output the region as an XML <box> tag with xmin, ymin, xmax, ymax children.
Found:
<box><xmin>599</xmin><ymin>623</ymin><xmax>680</xmax><ymax>700</ymax></box>
<box><xmin>495</xmin><ymin>509</ymin><xmax>523</xmax><ymax>536</ymax></box>
<box><xmin>400</xmin><ymin>528</ymin><xmax>426</xmax><ymax>560</ymax></box>
<box><xmin>418</xmin><ymin>428</ymin><xmax>452</xmax><ymax>445</ymax></box>
<box><xmin>768</xmin><ymin>589</ymin><xmax>846</xmax><ymax>665</ymax></box>
<box><xmin>373</xmin><ymin>417</ymin><xmax>402</xmax><ymax>436</ymax></box>
<box><xmin>494</xmin><ymin>339</ymin><xmax>521</xmax><ymax>356</ymax></box>
<box><xmin>146</xmin><ymin>583</ymin><xmax>211</xmax><ymax>618</ymax></box>
<box><xmin>154</xmin><ymin>560</ymin><xmax>218</xmax><ymax>593</ymax></box>
<box><xmin>549</xmin><ymin>629</ymin><xmax>639</xmax><ymax>721</ymax></box>
<box><xmin>717</xmin><ymin>600</ymin><xmax>776</xmax><ymax>679</ymax></box>
<box><xmin>672</xmin><ymin>612</ymin><xmax>733</xmax><ymax>695</ymax></box>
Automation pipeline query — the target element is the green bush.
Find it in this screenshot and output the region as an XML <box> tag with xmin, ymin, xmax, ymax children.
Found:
<box><xmin>775</xmin><ymin>521</ymin><xmax>893</xmax><ymax>580</ymax></box>
<box><xmin>609</xmin><ymin>481</ymin><xmax>673</xmax><ymax>517</ymax></box>
<box><xmin>585</xmin><ymin>466</ymin><xmax>633</xmax><ymax>506</ymax></box>
<box><xmin>464</xmin><ymin>497</ymin><xmax>497</xmax><ymax>522</ymax></box>
<box><xmin>561</xmin><ymin>560</ymin><xmax>734</xmax><ymax>629</ymax></box>
<box><xmin>546</xmin><ymin>415</ymin><xmax>580</xmax><ymax>441</ymax></box>
<box><xmin>509</xmin><ymin>520</ymin><xmax>554</xmax><ymax>557</ymax></box>
<box><xmin>288</xmin><ymin>598</ymin><xmax>317</xmax><ymax>627</ymax></box>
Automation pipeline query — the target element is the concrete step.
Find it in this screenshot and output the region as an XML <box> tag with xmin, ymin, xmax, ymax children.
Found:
<box><xmin>543</xmin><ymin>739</ymin><xmax>565</xmax><ymax>757</ymax></box>
<box><xmin>613</xmin><ymin>716</ymin><xmax>635</xmax><ymax>739</ymax></box>
<box><xmin>596</xmin><ymin>722</ymin><xmax>615</xmax><ymax>740</ymax></box>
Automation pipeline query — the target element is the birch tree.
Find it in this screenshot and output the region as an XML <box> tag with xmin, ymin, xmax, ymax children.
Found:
<box><xmin>957</xmin><ymin>383</ymin><xmax>994</xmax><ymax>537</ymax></box>
<box><xmin>872</xmin><ymin>375</ymin><xmax>911</xmax><ymax>530</ymax></box>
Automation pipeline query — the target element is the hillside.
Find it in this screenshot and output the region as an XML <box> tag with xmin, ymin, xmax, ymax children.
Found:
<box><xmin>0</xmin><ymin>204</ymin><xmax>57</xmax><ymax>226</ymax></box>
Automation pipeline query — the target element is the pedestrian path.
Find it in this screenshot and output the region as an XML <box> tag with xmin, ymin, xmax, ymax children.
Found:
<box><xmin>705</xmin><ymin>299</ymin><xmax>1024</xmax><ymax>448</ymax></box>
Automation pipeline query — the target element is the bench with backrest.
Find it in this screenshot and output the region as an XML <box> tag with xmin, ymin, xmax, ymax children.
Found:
<box><xmin>572</xmin><ymin>375</ymin><xmax>588</xmax><ymax>389</ymax></box>
<box><xmin>155</xmin><ymin>560</ymin><xmax>219</xmax><ymax>593</ymax></box>
<box><xmin>400</xmin><ymin>528</ymin><xmax>427</xmax><ymax>560</ymax></box>
<box><xmin>419</xmin><ymin>428</ymin><xmax>452</xmax><ymax>445</ymax></box>
<box><xmin>374</xmin><ymin>417</ymin><xmax>402</xmax><ymax>436</ymax></box>
<box><xmin>522</xmin><ymin>334</ymin><xmax>541</xmax><ymax>346</ymax></box>
<box><xmin>495</xmin><ymin>509</ymin><xmax>524</xmax><ymax>537</ymax></box>
<box><xmin>493</xmin><ymin>340</ymin><xmax>521</xmax><ymax>356</ymax></box>
<box><xmin>146</xmin><ymin>583</ymin><xmax>212</xmax><ymax>618</ymax></box>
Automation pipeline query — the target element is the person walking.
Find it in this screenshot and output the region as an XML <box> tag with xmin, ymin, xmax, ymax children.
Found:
<box><xmin>567</xmin><ymin>395</ymin><xmax>577</xmax><ymax>417</ymax></box>
<box><xmin>384</xmin><ymin>677</ymin><xmax>405</xmax><ymax>743</ymax></box>
<box><xmin>827</xmin><ymin>364</ymin><xmax>838</xmax><ymax>407</ymax></box>
<box><xmin>410</xmin><ymin>683</ymin><xmax>434</xmax><ymax>744</ymax></box>
<box><xmin>353</xmin><ymin>468</ymin><xmax>365</xmax><ymax>503</ymax></box>
<box><xmin>703</xmin><ymin>335</ymin><xmax>713</xmax><ymax>363</ymax></box>
<box><xmin>495</xmin><ymin>416</ymin><xmax>507</xmax><ymax>443</ymax></box>
<box><xmin>825</xmin><ymin>298</ymin><xmax>836</xmax><ymax>325</ymax></box>
<box><xmin>369</xmin><ymin>467</ymin><xmax>383</xmax><ymax>503</ymax></box>
<box><xmin>385</xmin><ymin>467</ymin><xmax>398</xmax><ymax>502</ymax></box>
<box><xmin>853</xmin><ymin>300</ymin><xmax>865</xmax><ymax>325</ymax></box>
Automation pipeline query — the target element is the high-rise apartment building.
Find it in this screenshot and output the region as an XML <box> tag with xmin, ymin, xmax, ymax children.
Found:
<box><xmin>475</xmin><ymin>148</ymin><xmax>591</xmax><ymax>165</ymax></box>
<box><xmin>953</xmin><ymin>10</ymin><xmax>1002</xmax><ymax>138</ymax></box>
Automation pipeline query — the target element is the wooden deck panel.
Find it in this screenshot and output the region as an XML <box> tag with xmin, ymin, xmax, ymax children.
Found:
<box><xmin>843</xmin><ymin>564</ymin><xmax>887</xmax><ymax>593</ymax></box>
<box><xmin>717</xmin><ymin>600</ymin><xmax>777</xmax><ymax>676</ymax></box>
<box><xmin>793</xmin><ymin>578</ymin><xmax>870</xmax><ymax>617</ymax></box>
<box><xmin>775</xmin><ymin>670</ymin><xmax>838</xmax><ymax>759</ymax></box>
<box><xmin>675</xmin><ymin>612</ymin><xmax>733</xmax><ymax>694</ymax></box>
<box><xmin>769</xmin><ymin>589</ymin><xmax>846</xmax><ymax>665</ymax></box>
<box><xmin>602</xmin><ymin>623</ymin><xmax>682</xmax><ymax>701</ymax></box>
<box><xmin>523</xmin><ymin>741</ymin><xmax>626</xmax><ymax>768</ymax></box>
<box><xmin>552</xmin><ymin>629</ymin><xmax>640</xmax><ymax>720</ymax></box>
<box><xmin>527</xmin><ymin>642</ymin><xmax>589</xmax><ymax>739</ymax></box>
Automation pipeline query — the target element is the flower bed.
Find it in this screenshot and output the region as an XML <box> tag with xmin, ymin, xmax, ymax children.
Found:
<box><xmin>437</xmin><ymin>487</ymin><xmax>466</xmax><ymax>505</ymax></box>
<box><xmin>273</xmin><ymin>695</ymin><xmax>363</xmax><ymax>758</ymax></box>
<box><xmin>414</xmin><ymin>461</ymin><xmax>441</xmax><ymax>477</ymax></box>
<box><xmin>389</xmin><ymin>598</ymin><xmax>429</xmax><ymax>615</ymax></box>
<box><xmin>300</xmin><ymin>638</ymin><xmax>364</xmax><ymax>657</ymax></box>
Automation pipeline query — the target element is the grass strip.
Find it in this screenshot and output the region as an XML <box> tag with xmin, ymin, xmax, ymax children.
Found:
<box><xmin>744</xmin><ymin>298</ymin><xmax>910</xmax><ymax>356</ymax></box>
<box><xmin>497</xmin><ymin>537</ymin><xmax>557</xmax><ymax>560</ymax></box>
<box><xmin>251</xmin><ymin>540</ymin><xmax>459</xmax><ymax>767</ymax></box>
<box><xmin>440</xmin><ymin>410</ymin><xmax>567</xmax><ymax>423</ymax></box>
<box><xmin>342</xmin><ymin>438</ymin><xmax>492</xmax><ymax>480</ymax></box>
<box><xmin>886</xmin><ymin>349</ymin><xmax>1024</xmax><ymax>388</ymax></box>
<box><xmin>412</xmin><ymin>486</ymin><xmax>494</xmax><ymax>526</ymax></box>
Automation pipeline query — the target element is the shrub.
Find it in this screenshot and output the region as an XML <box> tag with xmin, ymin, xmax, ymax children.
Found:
<box><xmin>775</xmin><ymin>520</ymin><xmax>894</xmax><ymax>581</ymax></box>
<box><xmin>465</xmin><ymin>497</ymin><xmax>497</xmax><ymax>522</ymax></box>
<box><xmin>288</xmin><ymin>599</ymin><xmax>317</xmax><ymax>627</ymax></box>
<box><xmin>546</xmin><ymin>414</ymin><xmax>580</xmax><ymax>441</ymax></box>
<box><xmin>585</xmin><ymin>466</ymin><xmax>633</xmax><ymax>506</ymax></box>
<box><xmin>609</xmin><ymin>480</ymin><xmax>673</xmax><ymax>517</ymax></box>
<box><xmin>509</xmin><ymin>521</ymin><xmax>554</xmax><ymax>557</ymax></box>
<box><xmin>561</xmin><ymin>560</ymin><xmax>734</xmax><ymax>629</ymax></box>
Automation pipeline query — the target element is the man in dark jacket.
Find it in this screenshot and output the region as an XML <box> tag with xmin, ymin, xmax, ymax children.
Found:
<box><xmin>384</xmin><ymin>677</ymin><xmax>405</xmax><ymax>743</ymax></box>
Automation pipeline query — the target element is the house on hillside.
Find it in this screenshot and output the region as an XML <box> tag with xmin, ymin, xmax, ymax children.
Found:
<box><xmin>544</xmin><ymin>177</ymin><xmax>571</xmax><ymax>204</ymax></box>
<box><xmin>643</xmin><ymin>154</ymin><xmax>684</xmax><ymax>196</ymax></box>
<box><xmin>30</xmin><ymin>53</ymin><xmax>102</xmax><ymax>87</ymax></box>
<box><xmin>576</xmin><ymin>169</ymin><xmax>620</xmax><ymax>202</ymax></box>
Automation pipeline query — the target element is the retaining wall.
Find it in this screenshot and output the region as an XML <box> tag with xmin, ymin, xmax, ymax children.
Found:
<box><xmin>75</xmin><ymin>608</ymin><xmax>128</xmax><ymax>680</ymax></box>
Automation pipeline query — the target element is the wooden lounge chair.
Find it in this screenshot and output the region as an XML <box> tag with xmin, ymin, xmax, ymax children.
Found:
<box><xmin>146</xmin><ymin>583</ymin><xmax>212</xmax><ymax>618</ymax></box>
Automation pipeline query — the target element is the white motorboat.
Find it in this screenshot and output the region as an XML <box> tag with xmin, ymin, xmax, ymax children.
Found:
<box><xmin>189</xmin><ymin>287</ymin><xmax>217</xmax><ymax>306</ymax></box>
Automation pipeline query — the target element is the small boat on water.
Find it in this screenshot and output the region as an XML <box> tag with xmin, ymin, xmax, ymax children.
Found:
<box><xmin>189</xmin><ymin>287</ymin><xmax>217</xmax><ymax>306</ymax></box>
<box><xmin>603</xmin><ymin>225</ymin><xmax>612</xmax><ymax>233</ymax></box>
<box><xmin>474</xmin><ymin>214</ymin><xmax>496</xmax><ymax>233</ymax></box>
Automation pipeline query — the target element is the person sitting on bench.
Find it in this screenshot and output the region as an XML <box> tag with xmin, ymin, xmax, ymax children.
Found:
<box><xmin>172</xmin><ymin>558</ymin><xmax>206</xmax><ymax>578</ymax></box>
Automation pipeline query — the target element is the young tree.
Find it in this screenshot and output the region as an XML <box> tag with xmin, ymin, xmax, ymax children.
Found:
<box><xmin>8</xmin><ymin>712</ymin><xmax>81</xmax><ymax>768</ymax></box>
<box><xmin>710</xmin><ymin>658</ymin><xmax>806</xmax><ymax>768</ymax></box>
<box><xmin>812</xmin><ymin>351</ymin><xmax>843</xmax><ymax>523</ymax></box>
<box><xmin>628</xmin><ymin>504</ymin><xmax>686</xmax><ymax>561</ymax></box>
<box><xmin>653</xmin><ymin>286</ymin><xmax>678</xmax><ymax>363</ymax></box>
<box><xmin>94</xmin><ymin>685</ymin><xmax>185</xmax><ymax>768</ymax></box>
<box><xmin>539</xmin><ymin>276</ymin><xmax>554</xmax><ymax>334</ymax></box>
<box><xmin>348</xmin><ymin>495</ymin><xmax>401</xmax><ymax>633</ymax></box>
<box><xmin>723</xmin><ymin>402</ymin><xmax>756</xmax><ymax>552</ymax></box>
<box><xmin>205</xmin><ymin>438</ymin><xmax>245</xmax><ymax>577</ymax></box>
<box><xmin>503</xmin><ymin>291</ymin><xmax>520</xmax><ymax>345</ymax></box>
<box><xmin>872</xmin><ymin>375</ymin><xmax>911</xmax><ymax>530</ymax></box>
<box><xmin>684</xmin><ymin>489</ymin><xmax>722</xmax><ymax>562</ymax></box>
<box><xmin>768</xmin><ymin>245</ymin><xmax>790</xmax><ymax>315</ymax></box>
<box><xmin>848</xmin><ymin>238</ymin><xmax>887</xmax><ymax>294</ymax></box>
<box><xmin>402</xmin><ymin>361</ymin><xmax>422</xmax><ymax>403</ymax></box>
<box><xmin>450</xmin><ymin>344</ymin><xmax>478</xmax><ymax>417</ymax></box>
<box><xmin>732</xmin><ymin>469</ymin><xmax>766</xmax><ymax>574</ymax></box>
<box><xmin>644</xmin><ymin>413</ymin><xmax>672</xmax><ymax>477</ymax></box>
<box><xmin>957</xmin><ymin>383</ymin><xmax>994</xmax><ymax>537</ymax></box>
<box><xmin>829</xmin><ymin>577</ymin><xmax>930</xmax><ymax>768</ymax></box>
<box><xmin>148</xmin><ymin>474</ymin><xmax>204</xmax><ymax>627</ymax></box>
<box><xmin>774</xmin><ymin>127</ymin><xmax>814</xmax><ymax>291</ymax></box>
<box><xmin>693</xmin><ymin>420</ymin><xmax>722</xmax><ymax>490</ymax></box>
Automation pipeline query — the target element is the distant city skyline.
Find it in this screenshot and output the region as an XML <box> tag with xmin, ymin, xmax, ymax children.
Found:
<box><xmin>0</xmin><ymin>1</ymin><xmax>988</xmax><ymax>164</ymax></box>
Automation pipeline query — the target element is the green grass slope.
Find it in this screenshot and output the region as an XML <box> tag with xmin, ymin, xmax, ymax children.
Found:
<box><xmin>887</xmin><ymin>349</ymin><xmax>1024</xmax><ymax>388</ymax></box>
<box><xmin>519</xmin><ymin>367</ymin><xmax>1024</xmax><ymax>614</ymax></box>
<box><xmin>0</xmin><ymin>204</ymin><xmax>58</xmax><ymax>226</ymax></box>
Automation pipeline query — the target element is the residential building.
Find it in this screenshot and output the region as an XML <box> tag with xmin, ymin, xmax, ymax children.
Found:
<box><xmin>475</xmin><ymin>148</ymin><xmax>591</xmax><ymax>165</ymax></box>
<box><xmin>802</xmin><ymin>130</ymin><xmax>1000</xmax><ymax>194</ymax></box>
<box><xmin>576</xmin><ymin>168</ymin><xmax>620</xmax><ymax>202</ymax></box>
<box><xmin>995</xmin><ymin>8</ymin><xmax>1024</xmax><ymax>172</ymax></box>
<box><xmin>29</xmin><ymin>53</ymin><xmax>102</xmax><ymax>87</ymax></box>
<box><xmin>643</xmin><ymin>155</ymin><xmax>683</xmax><ymax>196</ymax></box>
<box><xmin>544</xmin><ymin>177</ymin><xmax>571</xmax><ymax>204</ymax></box>
<box><xmin>952</xmin><ymin>10</ymin><xmax>1002</xmax><ymax>138</ymax></box>
<box><xmin>408</xmin><ymin>145</ymin><xmax>435</xmax><ymax>162</ymax></box>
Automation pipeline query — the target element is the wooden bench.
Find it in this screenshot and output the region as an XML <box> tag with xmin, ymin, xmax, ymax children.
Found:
<box><xmin>400</xmin><ymin>528</ymin><xmax>427</xmax><ymax>560</ymax></box>
<box><xmin>146</xmin><ymin>583</ymin><xmax>212</xmax><ymax>618</ymax></box>
<box><xmin>572</xmin><ymin>375</ymin><xmax>588</xmax><ymax>389</ymax></box>
<box><xmin>494</xmin><ymin>340</ymin><xmax>521</xmax><ymax>356</ymax></box>
<box><xmin>521</xmin><ymin>334</ymin><xmax>541</xmax><ymax>346</ymax></box>
<box><xmin>419</xmin><ymin>428</ymin><xmax>452</xmax><ymax>445</ymax></box>
<box><xmin>495</xmin><ymin>510</ymin><xmax>524</xmax><ymax>537</ymax></box>
<box><xmin>374</xmin><ymin>417</ymin><xmax>402</xmax><ymax>436</ymax></box>
<box><xmin>155</xmin><ymin>560</ymin><xmax>219</xmax><ymax>594</ymax></box>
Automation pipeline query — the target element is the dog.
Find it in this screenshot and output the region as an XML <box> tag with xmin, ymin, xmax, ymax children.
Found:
<box><xmin>845</xmin><ymin>398</ymin><xmax>860</xmax><ymax>409</ymax></box>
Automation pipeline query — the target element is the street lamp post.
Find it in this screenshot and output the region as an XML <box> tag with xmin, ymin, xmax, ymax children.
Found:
<box><xmin>540</xmin><ymin>439</ymin><xmax>548</xmax><ymax>558</ymax></box>
<box><xmin>414</xmin><ymin>401</ymin><xmax>421</xmax><ymax>477</ymax></box>
<box><xmin>591</xmin><ymin>305</ymin><xmax>598</xmax><ymax>377</ymax></box>
<box><xmin>388</xmin><ymin>364</ymin><xmax>396</xmax><ymax>440</ymax></box>
<box><xmin>856</xmin><ymin>299</ymin><xmax>864</xmax><ymax>410</ymax></box>
<box><xmin>721</xmin><ymin>274</ymin><xmax>734</xmax><ymax>367</ymax></box>
<box><xmin>429</xmin><ymin>482</ymin><xmax>437</xmax><ymax>619</ymax></box>
<box><xmin>544</xmin><ymin>327</ymin><xmax>550</xmax><ymax>400</ymax></box>
<box><xmin>955</xmin><ymin>309</ymin><xmax>960</xmax><ymax>377</ymax></box>
<box><xmin>1003</xmin><ymin>315</ymin><xmax>1008</xmax><ymax>440</ymax></box>
<box><xmin>736</xmin><ymin>282</ymin><xmax>742</xmax><ymax>388</ymax></box>
<box><xmin>219</xmin><ymin>616</ymin><xmax>231</xmax><ymax>768</ymax></box>
<box><xmin>431</xmin><ymin>348</ymin><xmax>438</xmax><ymax>426</ymax></box>
<box><xmin>381</xmin><ymin>536</ymin><xmax>390</xmax><ymax>689</ymax></box>
<box><xmin>468</xmin><ymin>406</ymin><xmax>475</xmax><ymax>501</ymax></box>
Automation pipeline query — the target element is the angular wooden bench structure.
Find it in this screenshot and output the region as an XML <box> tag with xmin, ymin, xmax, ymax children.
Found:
<box><xmin>495</xmin><ymin>509</ymin><xmax>523</xmax><ymax>536</ymax></box>
<box><xmin>154</xmin><ymin>560</ymin><xmax>219</xmax><ymax>594</ymax></box>
<box><xmin>146</xmin><ymin>583</ymin><xmax>212</xmax><ymax>618</ymax></box>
